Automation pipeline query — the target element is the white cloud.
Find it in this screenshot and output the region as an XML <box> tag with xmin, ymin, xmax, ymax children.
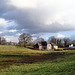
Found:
<box><xmin>57</xmin><ymin>33</ymin><xmax>65</xmax><ymax>38</ymax></box>
<box><xmin>4</xmin><ymin>36</ymin><xmax>18</xmax><ymax>42</ymax></box>
<box><xmin>9</xmin><ymin>0</ymin><xmax>38</xmax><ymax>8</ymax></box>
<box><xmin>0</xmin><ymin>32</ymin><xmax>2</xmax><ymax>34</ymax></box>
<box><xmin>6</xmin><ymin>0</ymin><xmax>75</xmax><ymax>33</ymax></box>
<box><xmin>0</xmin><ymin>18</ymin><xmax>9</xmax><ymax>27</ymax></box>
<box><xmin>9</xmin><ymin>29</ymin><xmax>17</xmax><ymax>32</ymax></box>
<box><xmin>16</xmin><ymin>33</ymin><xmax>21</xmax><ymax>36</ymax></box>
<box><xmin>0</xmin><ymin>0</ymin><xmax>75</xmax><ymax>36</ymax></box>
<box><xmin>0</xmin><ymin>18</ymin><xmax>16</xmax><ymax>29</ymax></box>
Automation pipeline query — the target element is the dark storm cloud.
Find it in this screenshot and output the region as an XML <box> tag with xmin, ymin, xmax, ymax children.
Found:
<box><xmin>0</xmin><ymin>0</ymin><xmax>75</xmax><ymax>36</ymax></box>
<box><xmin>3</xmin><ymin>8</ymin><xmax>75</xmax><ymax>34</ymax></box>
<box><xmin>0</xmin><ymin>0</ymin><xmax>15</xmax><ymax>17</ymax></box>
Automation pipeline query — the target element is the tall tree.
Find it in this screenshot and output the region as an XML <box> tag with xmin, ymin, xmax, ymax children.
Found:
<box><xmin>35</xmin><ymin>37</ymin><xmax>44</xmax><ymax>43</ymax></box>
<box><xmin>48</xmin><ymin>36</ymin><xmax>57</xmax><ymax>44</ymax></box>
<box><xmin>18</xmin><ymin>33</ymin><xmax>32</xmax><ymax>47</ymax></box>
<box><xmin>0</xmin><ymin>37</ymin><xmax>6</xmax><ymax>45</ymax></box>
<box><xmin>63</xmin><ymin>38</ymin><xmax>71</xmax><ymax>47</ymax></box>
<box><xmin>1</xmin><ymin>37</ymin><xmax>6</xmax><ymax>45</ymax></box>
<box><xmin>57</xmin><ymin>39</ymin><xmax>64</xmax><ymax>47</ymax></box>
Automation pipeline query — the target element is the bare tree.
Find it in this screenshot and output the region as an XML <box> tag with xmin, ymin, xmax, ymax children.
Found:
<box><xmin>35</xmin><ymin>37</ymin><xmax>44</xmax><ymax>43</ymax></box>
<box><xmin>48</xmin><ymin>36</ymin><xmax>57</xmax><ymax>44</ymax></box>
<box><xmin>63</xmin><ymin>38</ymin><xmax>71</xmax><ymax>47</ymax></box>
<box><xmin>57</xmin><ymin>39</ymin><xmax>64</xmax><ymax>47</ymax></box>
<box><xmin>0</xmin><ymin>37</ymin><xmax>6</xmax><ymax>45</ymax></box>
<box><xmin>18</xmin><ymin>33</ymin><xmax>32</xmax><ymax>47</ymax></box>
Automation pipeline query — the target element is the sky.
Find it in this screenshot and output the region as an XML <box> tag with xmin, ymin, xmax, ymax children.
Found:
<box><xmin>0</xmin><ymin>0</ymin><xmax>75</xmax><ymax>42</ymax></box>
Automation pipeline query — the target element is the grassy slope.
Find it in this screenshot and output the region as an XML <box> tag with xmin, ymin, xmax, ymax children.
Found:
<box><xmin>0</xmin><ymin>45</ymin><xmax>75</xmax><ymax>75</ymax></box>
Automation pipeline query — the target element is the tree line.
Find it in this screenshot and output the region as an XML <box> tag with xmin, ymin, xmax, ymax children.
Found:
<box><xmin>18</xmin><ymin>33</ymin><xmax>75</xmax><ymax>48</ymax></box>
<box><xmin>35</xmin><ymin>36</ymin><xmax>74</xmax><ymax>48</ymax></box>
<box><xmin>0</xmin><ymin>33</ymin><xmax>75</xmax><ymax>48</ymax></box>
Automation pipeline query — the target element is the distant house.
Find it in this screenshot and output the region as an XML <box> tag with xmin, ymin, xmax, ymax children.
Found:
<box><xmin>50</xmin><ymin>43</ymin><xmax>58</xmax><ymax>50</ymax></box>
<box><xmin>69</xmin><ymin>44</ymin><xmax>75</xmax><ymax>49</ymax></box>
<box><xmin>39</xmin><ymin>41</ymin><xmax>47</xmax><ymax>50</ymax></box>
<box><xmin>47</xmin><ymin>43</ymin><xmax>52</xmax><ymax>50</ymax></box>
<box><xmin>69</xmin><ymin>44</ymin><xmax>73</xmax><ymax>47</ymax></box>
<box><xmin>33</xmin><ymin>41</ymin><xmax>58</xmax><ymax>50</ymax></box>
<box><xmin>7</xmin><ymin>42</ymin><xmax>17</xmax><ymax>46</ymax></box>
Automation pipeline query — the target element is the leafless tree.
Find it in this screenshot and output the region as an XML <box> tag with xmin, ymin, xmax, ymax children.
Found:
<box><xmin>0</xmin><ymin>37</ymin><xmax>6</xmax><ymax>45</ymax></box>
<box><xmin>63</xmin><ymin>38</ymin><xmax>71</xmax><ymax>47</ymax></box>
<box><xmin>35</xmin><ymin>37</ymin><xmax>44</xmax><ymax>43</ymax></box>
<box><xmin>18</xmin><ymin>33</ymin><xmax>32</xmax><ymax>47</ymax></box>
<box><xmin>48</xmin><ymin>36</ymin><xmax>57</xmax><ymax>44</ymax></box>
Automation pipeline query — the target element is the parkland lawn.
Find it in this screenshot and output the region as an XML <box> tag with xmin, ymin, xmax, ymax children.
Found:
<box><xmin>0</xmin><ymin>45</ymin><xmax>75</xmax><ymax>75</ymax></box>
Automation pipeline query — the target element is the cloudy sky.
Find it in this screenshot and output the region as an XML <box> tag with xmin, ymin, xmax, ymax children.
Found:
<box><xmin>0</xmin><ymin>0</ymin><xmax>75</xmax><ymax>42</ymax></box>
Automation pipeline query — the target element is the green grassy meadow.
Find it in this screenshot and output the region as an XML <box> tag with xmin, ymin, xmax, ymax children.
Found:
<box><xmin>0</xmin><ymin>45</ymin><xmax>75</xmax><ymax>75</ymax></box>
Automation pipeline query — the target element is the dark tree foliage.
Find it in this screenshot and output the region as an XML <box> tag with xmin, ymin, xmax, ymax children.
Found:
<box><xmin>57</xmin><ymin>39</ymin><xmax>64</xmax><ymax>48</ymax></box>
<box><xmin>63</xmin><ymin>38</ymin><xmax>71</xmax><ymax>47</ymax></box>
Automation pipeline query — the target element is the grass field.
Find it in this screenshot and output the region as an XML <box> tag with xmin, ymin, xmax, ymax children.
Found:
<box><xmin>0</xmin><ymin>45</ymin><xmax>75</xmax><ymax>75</ymax></box>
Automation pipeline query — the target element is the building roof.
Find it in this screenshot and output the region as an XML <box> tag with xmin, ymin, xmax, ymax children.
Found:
<box><xmin>50</xmin><ymin>42</ymin><xmax>57</xmax><ymax>46</ymax></box>
<box><xmin>40</xmin><ymin>41</ymin><xmax>47</xmax><ymax>46</ymax></box>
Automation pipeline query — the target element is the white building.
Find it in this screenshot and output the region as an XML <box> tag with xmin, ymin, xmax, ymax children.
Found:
<box><xmin>53</xmin><ymin>45</ymin><xmax>58</xmax><ymax>49</ymax></box>
<box><xmin>69</xmin><ymin>44</ymin><xmax>73</xmax><ymax>47</ymax></box>
<box><xmin>47</xmin><ymin>44</ymin><xmax>52</xmax><ymax>50</ymax></box>
<box><xmin>38</xmin><ymin>41</ymin><xmax>58</xmax><ymax>50</ymax></box>
<box><xmin>69</xmin><ymin>44</ymin><xmax>75</xmax><ymax>48</ymax></box>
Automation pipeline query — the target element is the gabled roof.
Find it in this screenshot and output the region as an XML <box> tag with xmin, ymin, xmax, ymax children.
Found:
<box><xmin>50</xmin><ymin>42</ymin><xmax>57</xmax><ymax>46</ymax></box>
<box><xmin>40</xmin><ymin>41</ymin><xmax>47</xmax><ymax>46</ymax></box>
